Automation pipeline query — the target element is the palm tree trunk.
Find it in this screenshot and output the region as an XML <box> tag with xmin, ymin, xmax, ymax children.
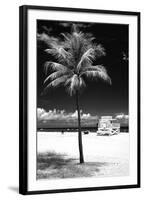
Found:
<box><xmin>76</xmin><ymin>91</ymin><xmax>84</xmax><ymax>164</ymax></box>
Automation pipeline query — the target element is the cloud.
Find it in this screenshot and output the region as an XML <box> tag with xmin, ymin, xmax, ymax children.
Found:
<box><xmin>37</xmin><ymin>108</ymin><xmax>45</xmax><ymax>119</ymax></box>
<box><xmin>38</xmin><ymin>108</ymin><xmax>128</xmax><ymax>122</ymax></box>
<box><xmin>37</xmin><ymin>109</ymin><xmax>129</xmax><ymax>128</ymax></box>
<box><xmin>70</xmin><ymin>110</ymin><xmax>91</xmax><ymax>119</ymax></box>
<box><xmin>115</xmin><ymin>113</ymin><xmax>129</xmax><ymax>119</ymax></box>
<box><xmin>37</xmin><ymin>108</ymin><xmax>94</xmax><ymax>122</ymax></box>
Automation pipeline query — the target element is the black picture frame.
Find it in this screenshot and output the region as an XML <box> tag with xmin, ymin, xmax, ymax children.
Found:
<box><xmin>19</xmin><ymin>5</ymin><xmax>141</xmax><ymax>195</ymax></box>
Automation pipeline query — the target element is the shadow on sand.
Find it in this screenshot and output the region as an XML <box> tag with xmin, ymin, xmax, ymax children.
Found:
<box><xmin>37</xmin><ymin>152</ymin><xmax>109</xmax><ymax>179</ymax></box>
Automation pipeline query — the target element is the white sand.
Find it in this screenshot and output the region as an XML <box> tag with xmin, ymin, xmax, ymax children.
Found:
<box><xmin>37</xmin><ymin>132</ymin><xmax>129</xmax><ymax>177</ymax></box>
<box><xmin>37</xmin><ymin>132</ymin><xmax>129</xmax><ymax>160</ymax></box>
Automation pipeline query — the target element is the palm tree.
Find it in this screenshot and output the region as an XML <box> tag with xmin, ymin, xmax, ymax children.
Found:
<box><xmin>43</xmin><ymin>24</ymin><xmax>111</xmax><ymax>164</ymax></box>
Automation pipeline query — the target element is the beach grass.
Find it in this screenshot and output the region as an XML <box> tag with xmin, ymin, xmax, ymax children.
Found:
<box><xmin>37</xmin><ymin>151</ymin><xmax>110</xmax><ymax>179</ymax></box>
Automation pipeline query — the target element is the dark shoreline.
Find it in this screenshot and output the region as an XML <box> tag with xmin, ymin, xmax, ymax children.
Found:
<box><xmin>37</xmin><ymin>126</ymin><xmax>129</xmax><ymax>133</ymax></box>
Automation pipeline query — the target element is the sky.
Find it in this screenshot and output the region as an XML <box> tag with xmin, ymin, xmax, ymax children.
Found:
<box><xmin>37</xmin><ymin>20</ymin><xmax>129</xmax><ymax>127</ymax></box>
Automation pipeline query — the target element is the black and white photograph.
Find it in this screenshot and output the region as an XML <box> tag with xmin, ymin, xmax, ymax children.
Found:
<box><xmin>19</xmin><ymin>6</ymin><xmax>140</xmax><ymax>194</ymax></box>
<box><xmin>37</xmin><ymin>20</ymin><xmax>129</xmax><ymax>179</ymax></box>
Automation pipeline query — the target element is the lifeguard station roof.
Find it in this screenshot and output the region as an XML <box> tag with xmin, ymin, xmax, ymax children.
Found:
<box><xmin>101</xmin><ymin>116</ymin><xmax>112</xmax><ymax>120</ymax></box>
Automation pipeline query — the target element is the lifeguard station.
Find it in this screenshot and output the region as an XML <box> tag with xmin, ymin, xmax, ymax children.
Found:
<box><xmin>97</xmin><ymin>116</ymin><xmax>120</xmax><ymax>136</ymax></box>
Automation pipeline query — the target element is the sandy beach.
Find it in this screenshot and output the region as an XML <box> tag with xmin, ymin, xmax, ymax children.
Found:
<box><xmin>37</xmin><ymin>132</ymin><xmax>129</xmax><ymax>179</ymax></box>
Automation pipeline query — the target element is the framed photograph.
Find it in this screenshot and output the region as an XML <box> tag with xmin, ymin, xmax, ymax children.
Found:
<box><xmin>19</xmin><ymin>5</ymin><xmax>140</xmax><ymax>195</ymax></box>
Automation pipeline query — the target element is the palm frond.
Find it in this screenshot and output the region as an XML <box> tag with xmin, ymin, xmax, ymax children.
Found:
<box><xmin>84</xmin><ymin>33</ymin><xmax>95</xmax><ymax>42</ymax></box>
<box><xmin>61</xmin><ymin>33</ymin><xmax>72</xmax><ymax>45</ymax></box>
<box><xmin>45</xmin><ymin>47</ymin><xmax>71</xmax><ymax>60</ymax></box>
<box><xmin>72</xmin><ymin>23</ymin><xmax>79</xmax><ymax>33</ymax></box>
<box><xmin>44</xmin><ymin>75</ymin><xmax>70</xmax><ymax>90</ymax></box>
<box><xmin>65</xmin><ymin>75</ymin><xmax>86</xmax><ymax>96</ymax></box>
<box><xmin>64</xmin><ymin>75</ymin><xmax>79</xmax><ymax>96</ymax></box>
<box><xmin>69</xmin><ymin>74</ymin><xmax>79</xmax><ymax>88</ymax></box>
<box><xmin>80</xmin><ymin>65</ymin><xmax>111</xmax><ymax>84</ymax></box>
<box><xmin>79</xmin><ymin>77</ymin><xmax>86</xmax><ymax>88</ymax></box>
<box><xmin>77</xmin><ymin>48</ymin><xmax>95</xmax><ymax>71</ymax></box>
<box><xmin>44</xmin><ymin>70</ymin><xmax>71</xmax><ymax>83</ymax></box>
<box><xmin>80</xmin><ymin>65</ymin><xmax>104</xmax><ymax>73</ymax></box>
<box><xmin>44</xmin><ymin>62</ymin><xmax>68</xmax><ymax>74</ymax></box>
